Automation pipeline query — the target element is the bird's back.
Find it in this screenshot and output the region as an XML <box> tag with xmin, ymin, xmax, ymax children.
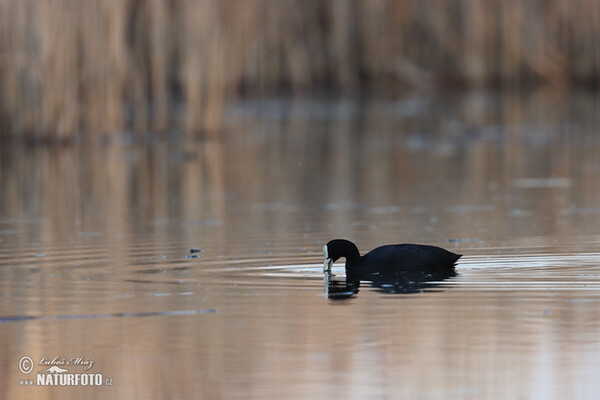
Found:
<box><xmin>348</xmin><ymin>243</ymin><xmax>461</xmax><ymax>278</ymax></box>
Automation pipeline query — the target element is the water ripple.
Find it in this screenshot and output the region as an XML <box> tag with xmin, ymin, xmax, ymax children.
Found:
<box><xmin>0</xmin><ymin>309</ymin><xmax>216</xmax><ymax>323</ymax></box>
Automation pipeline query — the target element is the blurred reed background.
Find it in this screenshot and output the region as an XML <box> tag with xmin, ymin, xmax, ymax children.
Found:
<box><xmin>1</xmin><ymin>0</ymin><xmax>600</xmax><ymax>142</ymax></box>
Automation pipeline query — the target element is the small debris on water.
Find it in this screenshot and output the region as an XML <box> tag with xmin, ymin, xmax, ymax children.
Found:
<box><xmin>186</xmin><ymin>248</ymin><xmax>202</xmax><ymax>258</ymax></box>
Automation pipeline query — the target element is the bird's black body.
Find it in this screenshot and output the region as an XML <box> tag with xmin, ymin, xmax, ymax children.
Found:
<box><xmin>352</xmin><ymin>243</ymin><xmax>460</xmax><ymax>279</ymax></box>
<box><xmin>324</xmin><ymin>239</ymin><xmax>461</xmax><ymax>294</ymax></box>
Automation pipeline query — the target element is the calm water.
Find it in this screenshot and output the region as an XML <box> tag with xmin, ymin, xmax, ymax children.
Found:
<box><xmin>1</xmin><ymin>92</ymin><xmax>600</xmax><ymax>399</ymax></box>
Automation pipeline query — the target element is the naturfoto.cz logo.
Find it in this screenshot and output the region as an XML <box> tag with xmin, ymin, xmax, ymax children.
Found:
<box><xmin>18</xmin><ymin>355</ymin><xmax>113</xmax><ymax>387</ymax></box>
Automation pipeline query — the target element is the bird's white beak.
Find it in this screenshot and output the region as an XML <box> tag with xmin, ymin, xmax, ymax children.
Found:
<box><xmin>323</xmin><ymin>245</ymin><xmax>332</xmax><ymax>273</ymax></box>
<box><xmin>323</xmin><ymin>258</ymin><xmax>333</xmax><ymax>273</ymax></box>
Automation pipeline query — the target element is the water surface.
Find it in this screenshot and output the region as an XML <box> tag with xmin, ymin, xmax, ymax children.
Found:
<box><xmin>1</xmin><ymin>92</ymin><xmax>600</xmax><ymax>399</ymax></box>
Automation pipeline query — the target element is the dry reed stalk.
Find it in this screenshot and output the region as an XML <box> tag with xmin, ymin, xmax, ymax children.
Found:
<box><xmin>0</xmin><ymin>0</ymin><xmax>43</xmax><ymax>140</ymax></box>
<box><xmin>178</xmin><ymin>0</ymin><xmax>218</xmax><ymax>135</ymax></box>
<box><xmin>38</xmin><ymin>1</ymin><xmax>79</xmax><ymax>141</ymax></box>
<box><xmin>1</xmin><ymin>0</ymin><xmax>600</xmax><ymax>142</ymax></box>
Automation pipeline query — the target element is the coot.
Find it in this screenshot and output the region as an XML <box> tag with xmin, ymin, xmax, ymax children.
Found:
<box><xmin>323</xmin><ymin>239</ymin><xmax>461</xmax><ymax>282</ymax></box>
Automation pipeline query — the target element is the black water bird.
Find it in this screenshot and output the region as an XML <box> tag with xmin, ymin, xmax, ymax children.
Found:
<box><xmin>323</xmin><ymin>239</ymin><xmax>461</xmax><ymax>293</ymax></box>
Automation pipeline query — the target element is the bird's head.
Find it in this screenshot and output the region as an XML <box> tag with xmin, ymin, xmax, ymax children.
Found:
<box><xmin>323</xmin><ymin>239</ymin><xmax>360</xmax><ymax>272</ymax></box>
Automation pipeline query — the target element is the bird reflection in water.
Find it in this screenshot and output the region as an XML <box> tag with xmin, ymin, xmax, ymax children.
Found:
<box><xmin>323</xmin><ymin>268</ymin><xmax>457</xmax><ymax>299</ymax></box>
